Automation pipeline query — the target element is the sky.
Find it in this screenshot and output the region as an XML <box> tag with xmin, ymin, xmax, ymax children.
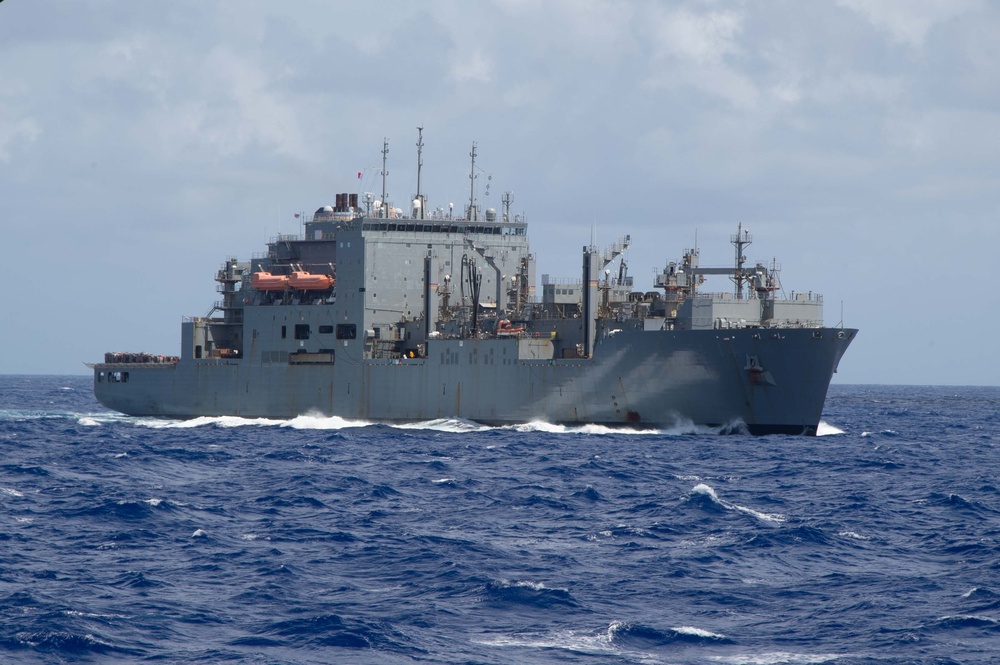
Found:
<box><xmin>1</xmin><ymin>0</ymin><xmax>997</xmax><ymax>385</ymax></box>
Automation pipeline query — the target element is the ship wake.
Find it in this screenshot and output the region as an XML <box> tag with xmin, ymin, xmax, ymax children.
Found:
<box><xmin>80</xmin><ymin>411</ymin><xmax>834</xmax><ymax>437</ymax></box>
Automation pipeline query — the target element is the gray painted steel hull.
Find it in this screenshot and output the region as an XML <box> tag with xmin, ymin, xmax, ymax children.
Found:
<box><xmin>94</xmin><ymin>327</ymin><xmax>855</xmax><ymax>435</ymax></box>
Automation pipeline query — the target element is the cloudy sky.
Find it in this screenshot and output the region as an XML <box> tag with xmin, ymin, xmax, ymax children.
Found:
<box><xmin>1</xmin><ymin>0</ymin><xmax>997</xmax><ymax>385</ymax></box>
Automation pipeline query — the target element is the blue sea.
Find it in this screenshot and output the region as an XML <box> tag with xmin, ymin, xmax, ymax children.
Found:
<box><xmin>1</xmin><ymin>376</ymin><xmax>998</xmax><ymax>664</ymax></box>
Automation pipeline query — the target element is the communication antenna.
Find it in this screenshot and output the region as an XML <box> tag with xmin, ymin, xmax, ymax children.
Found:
<box><xmin>380</xmin><ymin>137</ymin><xmax>389</xmax><ymax>219</ymax></box>
<box><xmin>414</xmin><ymin>127</ymin><xmax>425</xmax><ymax>220</ymax></box>
<box><xmin>731</xmin><ymin>223</ymin><xmax>752</xmax><ymax>299</ymax></box>
<box><xmin>468</xmin><ymin>142</ymin><xmax>478</xmax><ymax>221</ymax></box>
<box><xmin>502</xmin><ymin>191</ymin><xmax>513</xmax><ymax>223</ymax></box>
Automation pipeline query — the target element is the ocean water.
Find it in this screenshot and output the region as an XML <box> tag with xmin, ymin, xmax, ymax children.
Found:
<box><xmin>1</xmin><ymin>376</ymin><xmax>998</xmax><ymax>664</ymax></box>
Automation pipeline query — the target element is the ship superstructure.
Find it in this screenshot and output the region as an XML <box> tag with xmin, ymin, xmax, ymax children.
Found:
<box><xmin>93</xmin><ymin>134</ymin><xmax>855</xmax><ymax>434</ymax></box>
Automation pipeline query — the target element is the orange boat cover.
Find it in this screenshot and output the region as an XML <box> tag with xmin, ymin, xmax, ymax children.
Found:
<box><xmin>288</xmin><ymin>271</ymin><xmax>335</xmax><ymax>290</ymax></box>
<box><xmin>251</xmin><ymin>272</ymin><xmax>290</xmax><ymax>291</ymax></box>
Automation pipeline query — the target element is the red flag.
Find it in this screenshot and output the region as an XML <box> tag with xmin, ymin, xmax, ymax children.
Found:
<box><xmin>357</xmin><ymin>171</ymin><xmax>362</xmax><ymax>179</ymax></box>
<box><xmin>294</xmin><ymin>213</ymin><xmax>300</xmax><ymax>219</ymax></box>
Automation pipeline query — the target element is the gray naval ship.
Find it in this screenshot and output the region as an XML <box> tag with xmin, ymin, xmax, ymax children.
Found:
<box><xmin>93</xmin><ymin>134</ymin><xmax>856</xmax><ymax>435</ymax></box>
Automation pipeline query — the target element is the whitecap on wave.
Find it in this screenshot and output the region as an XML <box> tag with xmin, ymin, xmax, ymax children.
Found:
<box><xmin>816</xmin><ymin>421</ymin><xmax>844</xmax><ymax>436</ymax></box>
<box><xmin>504</xmin><ymin>421</ymin><xmax>665</xmax><ymax>435</ymax></box>
<box><xmin>670</xmin><ymin>625</ymin><xmax>727</xmax><ymax>639</ymax></box>
<box><xmin>711</xmin><ymin>653</ymin><xmax>845</xmax><ymax>664</ymax></box>
<box><xmin>394</xmin><ymin>418</ymin><xmax>491</xmax><ymax>433</ymax></box>
<box><xmin>475</xmin><ymin>619</ymin><xmax>727</xmax><ymax>659</ymax></box>
<box><xmin>131</xmin><ymin>413</ymin><xmax>672</xmax><ymax>435</ymax></box>
<box><xmin>284</xmin><ymin>414</ymin><xmax>373</xmax><ymax>430</ymax></box>
<box><xmin>474</xmin><ymin>627</ymin><xmax>636</xmax><ymax>659</ymax></box>
<box><xmin>138</xmin><ymin>412</ymin><xmax>501</xmax><ymax>431</ymax></box>
<box><xmin>690</xmin><ymin>483</ymin><xmax>786</xmax><ymax>523</ymax></box>
<box><xmin>136</xmin><ymin>413</ymin><xmax>370</xmax><ymax>430</ymax></box>
<box><xmin>176</xmin><ymin>415</ymin><xmax>286</xmax><ymax>429</ymax></box>
<box><xmin>119</xmin><ymin>412</ymin><xmax>773</xmax><ymax>438</ymax></box>
<box><xmin>838</xmin><ymin>531</ymin><xmax>870</xmax><ymax>541</ymax></box>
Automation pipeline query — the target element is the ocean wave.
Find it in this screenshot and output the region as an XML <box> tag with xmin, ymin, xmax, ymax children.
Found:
<box><xmin>9</xmin><ymin>629</ymin><xmax>143</xmax><ymax>657</ymax></box>
<box><xmin>396</xmin><ymin>417</ymin><xmax>492</xmax><ymax>432</ymax></box>
<box><xmin>475</xmin><ymin>620</ymin><xmax>729</xmax><ymax>660</ymax></box>
<box><xmin>607</xmin><ymin>620</ymin><xmax>730</xmax><ymax>645</ymax></box>
<box><xmin>65</xmin><ymin>498</ymin><xmax>172</xmax><ymax>521</ymax></box>
<box><xmin>111</xmin><ymin>571</ymin><xmax>167</xmax><ymax>589</ymax></box>
<box><xmin>710</xmin><ymin>653</ymin><xmax>846</xmax><ymax>664</ymax></box>
<box><xmin>65</xmin><ymin>406</ymin><xmax>786</xmax><ymax>437</ymax></box>
<box><xmin>931</xmin><ymin>614</ymin><xmax>1000</xmax><ymax>630</ymax></box>
<box><xmin>481</xmin><ymin>579</ymin><xmax>579</xmax><ymax>609</ymax></box>
<box><xmin>837</xmin><ymin>531</ymin><xmax>870</xmax><ymax>541</ymax></box>
<box><xmin>1</xmin><ymin>409</ymin><xmax>106</xmax><ymax>423</ymax></box>
<box><xmin>473</xmin><ymin>627</ymin><xmax>645</xmax><ymax>659</ymax></box>
<box><xmin>743</xmin><ymin>525</ymin><xmax>834</xmax><ymax>548</ymax></box>
<box><xmin>474</xmin><ymin>629</ymin><xmax>625</xmax><ymax>657</ymax></box>
<box><xmin>504</xmin><ymin>420</ymin><xmax>667</xmax><ymax>435</ymax></box>
<box><xmin>816</xmin><ymin>420</ymin><xmax>844</xmax><ymax>436</ymax></box>
<box><xmin>128</xmin><ymin>413</ymin><xmax>676</xmax><ymax>435</ymax></box>
<box><xmin>7</xmin><ymin>378</ymin><xmax>1000</xmax><ymax>664</ymax></box>
<box><xmin>240</xmin><ymin>613</ymin><xmax>418</xmax><ymax>652</ymax></box>
<box><xmin>689</xmin><ymin>483</ymin><xmax>787</xmax><ymax>523</ymax></box>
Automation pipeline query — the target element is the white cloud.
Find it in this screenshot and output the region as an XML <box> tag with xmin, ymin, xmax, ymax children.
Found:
<box><xmin>449</xmin><ymin>49</ymin><xmax>492</xmax><ymax>83</ymax></box>
<box><xmin>501</xmin><ymin>80</ymin><xmax>552</xmax><ymax>108</ymax></box>
<box><xmin>129</xmin><ymin>45</ymin><xmax>307</xmax><ymax>163</ymax></box>
<box><xmin>0</xmin><ymin>115</ymin><xmax>41</xmax><ymax>163</ymax></box>
<box><xmin>643</xmin><ymin>7</ymin><xmax>758</xmax><ymax>108</ymax></box>
<box><xmin>497</xmin><ymin>0</ymin><xmax>634</xmax><ymax>45</ymax></box>
<box><xmin>2</xmin><ymin>0</ymin><xmax>999</xmax><ymax>383</ymax></box>
<box><xmin>838</xmin><ymin>0</ymin><xmax>982</xmax><ymax>47</ymax></box>
<box><xmin>808</xmin><ymin>73</ymin><xmax>905</xmax><ymax>105</ymax></box>
<box><xmin>650</xmin><ymin>8</ymin><xmax>743</xmax><ymax>65</ymax></box>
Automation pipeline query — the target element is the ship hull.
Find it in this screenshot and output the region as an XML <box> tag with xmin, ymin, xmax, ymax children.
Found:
<box><xmin>93</xmin><ymin>327</ymin><xmax>855</xmax><ymax>435</ymax></box>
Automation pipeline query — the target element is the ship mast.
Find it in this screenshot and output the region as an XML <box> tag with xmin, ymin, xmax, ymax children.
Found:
<box><xmin>468</xmin><ymin>142</ymin><xmax>478</xmax><ymax>221</ymax></box>
<box><xmin>502</xmin><ymin>191</ymin><xmax>513</xmax><ymax>223</ymax></box>
<box><xmin>414</xmin><ymin>127</ymin><xmax>425</xmax><ymax>220</ymax></box>
<box><xmin>380</xmin><ymin>137</ymin><xmax>389</xmax><ymax>219</ymax></box>
<box><xmin>731</xmin><ymin>223</ymin><xmax>752</xmax><ymax>299</ymax></box>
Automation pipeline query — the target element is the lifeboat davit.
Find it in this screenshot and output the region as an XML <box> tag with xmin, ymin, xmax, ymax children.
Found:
<box><xmin>288</xmin><ymin>271</ymin><xmax>335</xmax><ymax>290</ymax></box>
<box><xmin>251</xmin><ymin>272</ymin><xmax>290</xmax><ymax>291</ymax></box>
<box><xmin>497</xmin><ymin>319</ymin><xmax>525</xmax><ymax>336</ymax></box>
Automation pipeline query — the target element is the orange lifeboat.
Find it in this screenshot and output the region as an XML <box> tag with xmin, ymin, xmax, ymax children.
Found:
<box><xmin>288</xmin><ymin>271</ymin><xmax>335</xmax><ymax>290</ymax></box>
<box><xmin>251</xmin><ymin>272</ymin><xmax>290</xmax><ymax>291</ymax></box>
